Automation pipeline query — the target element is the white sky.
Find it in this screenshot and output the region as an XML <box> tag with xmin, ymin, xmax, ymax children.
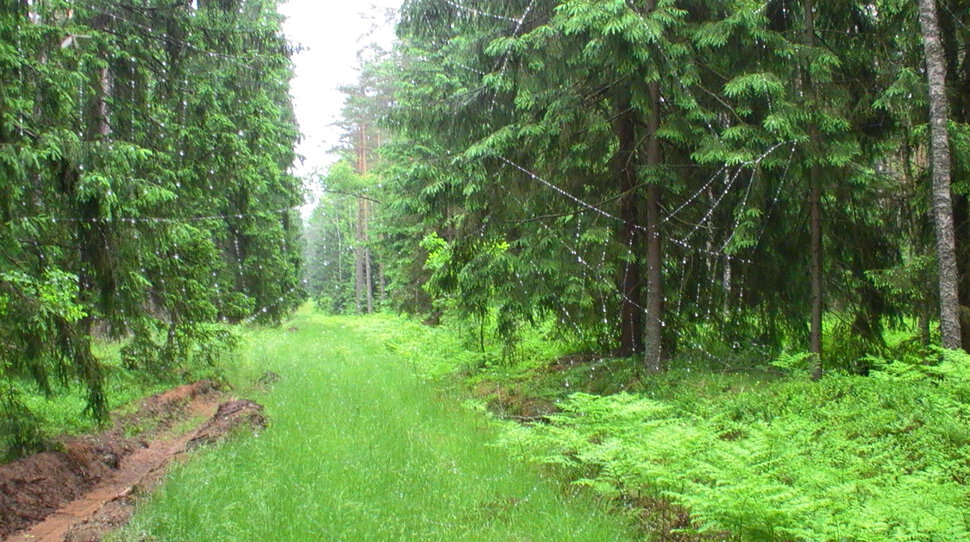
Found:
<box><xmin>279</xmin><ymin>1</ymin><xmax>400</xmax><ymax>186</ymax></box>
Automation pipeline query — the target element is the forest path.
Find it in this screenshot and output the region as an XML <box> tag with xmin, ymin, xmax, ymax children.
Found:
<box><xmin>116</xmin><ymin>311</ymin><xmax>635</xmax><ymax>541</ymax></box>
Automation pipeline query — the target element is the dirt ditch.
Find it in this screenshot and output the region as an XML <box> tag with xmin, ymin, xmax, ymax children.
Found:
<box><xmin>0</xmin><ymin>380</ymin><xmax>268</xmax><ymax>542</ymax></box>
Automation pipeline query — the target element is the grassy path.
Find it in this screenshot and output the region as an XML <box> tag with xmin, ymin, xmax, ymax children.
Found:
<box><xmin>118</xmin><ymin>311</ymin><xmax>635</xmax><ymax>541</ymax></box>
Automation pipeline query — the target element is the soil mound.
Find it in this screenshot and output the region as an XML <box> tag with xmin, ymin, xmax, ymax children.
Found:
<box><xmin>0</xmin><ymin>442</ymin><xmax>116</xmax><ymax>537</ymax></box>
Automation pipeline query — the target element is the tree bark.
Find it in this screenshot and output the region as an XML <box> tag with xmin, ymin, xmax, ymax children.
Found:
<box><xmin>808</xmin><ymin>163</ymin><xmax>823</xmax><ymax>377</ymax></box>
<box><xmin>918</xmin><ymin>0</ymin><xmax>962</xmax><ymax>350</ymax></box>
<box><xmin>354</xmin><ymin>198</ymin><xmax>366</xmax><ymax>314</ymax></box>
<box><xmin>364</xmin><ymin>200</ymin><xmax>374</xmax><ymax>314</ymax></box>
<box><xmin>644</xmin><ymin>79</ymin><xmax>664</xmax><ymax>372</ymax></box>
<box><xmin>614</xmin><ymin>103</ymin><xmax>643</xmax><ymax>356</ymax></box>
<box><xmin>378</xmin><ymin>259</ymin><xmax>386</xmax><ymax>306</ymax></box>
<box><xmin>804</xmin><ymin>0</ymin><xmax>824</xmax><ymax>379</ymax></box>
<box><xmin>354</xmin><ymin>123</ymin><xmax>368</xmax><ymax>314</ymax></box>
<box><xmin>953</xmin><ymin>35</ymin><xmax>970</xmax><ymax>351</ymax></box>
<box><xmin>954</xmin><ymin>198</ymin><xmax>970</xmax><ymax>348</ymax></box>
<box><xmin>902</xmin><ymin>139</ymin><xmax>935</xmax><ymax>347</ymax></box>
<box><xmin>96</xmin><ymin>66</ymin><xmax>111</xmax><ymax>138</ymax></box>
<box><xmin>336</xmin><ymin>219</ymin><xmax>344</xmax><ymax>310</ymax></box>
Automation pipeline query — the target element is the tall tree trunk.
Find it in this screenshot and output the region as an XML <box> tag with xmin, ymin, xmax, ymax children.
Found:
<box><xmin>378</xmin><ymin>259</ymin><xmax>386</xmax><ymax>306</ymax></box>
<box><xmin>336</xmin><ymin>221</ymin><xmax>344</xmax><ymax>310</ymax></box>
<box><xmin>355</xmin><ymin>198</ymin><xmax>366</xmax><ymax>314</ymax></box>
<box><xmin>614</xmin><ymin>103</ymin><xmax>643</xmax><ymax>356</ymax></box>
<box><xmin>918</xmin><ymin>0</ymin><xmax>962</xmax><ymax>350</ymax></box>
<box><xmin>96</xmin><ymin>66</ymin><xmax>111</xmax><ymax>138</ymax></box>
<box><xmin>354</xmin><ymin>123</ymin><xmax>368</xmax><ymax>314</ymax></box>
<box><xmin>902</xmin><ymin>139</ymin><xmax>934</xmax><ymax>347</ymax></box>
<box><xmin>78</xmin><ymin>22</ymin><xmax>116</xmax><ymax>323</ymax></box>
<box><xmin>953</xmin><ymin>198</ymin><xmax>970</xmax><ymax>348</ymax></box>
<box><xmin>365</xmin><ymin>246</ymin><xmax>374</xmax><ymax>313</ymax></box>
<box><xmin>644</xmin><ymin>79</ymin><xmax>664</xmax><ymax>372</ymax></box>
<box><xmin>808</xmin><ymin>164</ymin><xmax>823</xmax><ymax>377</ymax></box>
<box><xmin>952</xmin><ymin>28</ymin><xmax>970</xmax><ymax>351</ymax></box>
<box><xmin>804</xmin><ymin>0</ymin><xmax>824</xmax><ymax>379</ymax></box>
<box><xmin>364</xmin><ymin>200</ymin><xmax>374</xmax><ymax>314</ymax></box>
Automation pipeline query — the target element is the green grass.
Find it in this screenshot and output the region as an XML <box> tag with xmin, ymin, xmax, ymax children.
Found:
<box><xmin>116</xmin><ymin>308</ymin><xmax>636</xmax><ymax>541</ymax></box>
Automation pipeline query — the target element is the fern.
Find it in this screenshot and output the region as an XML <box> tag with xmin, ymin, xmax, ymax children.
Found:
<box><xmin>501</xmin><ymin>373</ymin><xmax>970</xmax><ymax>540</ymax></box>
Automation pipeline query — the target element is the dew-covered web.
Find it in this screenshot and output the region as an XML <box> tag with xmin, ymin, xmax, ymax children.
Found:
<box><xmin>495</xmin><ymin>155</ymin><xmax>779</xmax><ymax>365</ymax></box>
<box><xmin>442</xmin><ymin>0</ymin><xmax>521</xmax><ymax>23</ymax></box>
<box><xmin>350</xmin><ymin>0</ymin><xmax>809</xmax><ymax>368</ymax></box>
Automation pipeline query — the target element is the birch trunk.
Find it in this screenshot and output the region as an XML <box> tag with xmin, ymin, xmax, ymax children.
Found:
<box><xmin>917</xmin><ymin>0</ymin><xmax>962</xmax><ymax>349</ymax></box>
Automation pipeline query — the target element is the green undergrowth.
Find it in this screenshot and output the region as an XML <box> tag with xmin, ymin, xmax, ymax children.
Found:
<box><xmin>472</xmin><ymin>349</ymin><xmax>970</xmax><ymax>539</ymax></box>
<box><xmin>1</xmin><ymin>341</ymin><xmax>187</xmax><ymax>460</ymax></box>
<box><xmin>502</xmin><ymin>375</ymin><xmax>970</xmax><ymax>540</ymax></box>
<box><xmin>115</xmin><ymin>308</ymin><xmax>636</xmax><ymax>541</ymax></box>
<box><xmin>357</xmin><ymin>314</ymin><xmax>970</xmax><ymax>540</ymax></box>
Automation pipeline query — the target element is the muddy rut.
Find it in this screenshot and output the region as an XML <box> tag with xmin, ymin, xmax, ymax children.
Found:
<box><xmin>0</xmin><ymin>381</ymin><xmax>266</xmax><ymax>542</ymax></box>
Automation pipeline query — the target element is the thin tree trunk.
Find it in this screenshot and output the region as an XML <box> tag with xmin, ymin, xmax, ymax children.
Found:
<box><xmin>354</xmin><ymin>123</ymin><xmax>367</xmax><ymax>313</ymax></box>
<box><xmin>26</xmin><ymin>6</ymin><xmax>46</xmax><ymax>216</ymax></box>
<box><xmin>953</xmin><ymin>20</ymin><xmax>970</xmax><ymax>348</ymax></box>
<box><xmin>354</xmin><ymin>198</ymin><xmax>365</xmax><ymax>314</ymax></box>
<box><xmin>644</xmin><ymin>79</ymin><xmax>664</xmax><ymax>372</ymax></box>
<box><xmin>76</xmin><ymin>20</ymin><xmax>116</xmax><ymax>323</ymax></box>
<box><xmin>378</xmin><ymin>260</ymin><xmax>386</xmax><ymax>306</ymax></box>
<box><xmin>96</xmin><ymin>66</ymin><xmax>111</xmax><ymax>138</ymax></box>
<box><xmin>809</xmin><ymin>165</ymin><xmax>823</xmax><ymax>377</ymax></box>
<box><xmin>364</xmin><ymin>200</ymin><xmax>374</xmax><ymax>314</ymax></box>
<box><xmin>615</xmin><ymin>104</ymin><xmax>643</xmax><ymax>356</ymax></box>
<box><xmin>919</xmin><ymin>312</ymin><xmax>932</xmax><ymax>346</ymax></box>
<box><xmin>901</xmin><ymin>139</ymin><xmax>934</xmax><ymax>347</ymax></box>
<box><xmin>336</xmin><ymin>221</ymin><xmax>344</xmax><ymax>310</ymax></box>
<box><xmin>918</xmin><ymin>0</ymin><xmax>962</xmax><ymax>350</ymax></box>
<box><xmin>365</xmin><ymin>246</ymin><xmax>374</xmax><ymax>313</ymax></box>
<box><xmin>804</xmin><ymin>0</ymin><xmax>824</xmax><ymax>379</ymax></box>
<box><xmin>954</xmin><ymin>197</ymin><xmax>970</xmax><ymax>349</ymax></box>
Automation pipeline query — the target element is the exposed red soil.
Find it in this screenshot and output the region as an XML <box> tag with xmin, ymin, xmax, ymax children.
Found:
<box><xmin>0</xmin><ymin>380</ymin><xmax>267</xmax><ymax>542</ymax></box>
